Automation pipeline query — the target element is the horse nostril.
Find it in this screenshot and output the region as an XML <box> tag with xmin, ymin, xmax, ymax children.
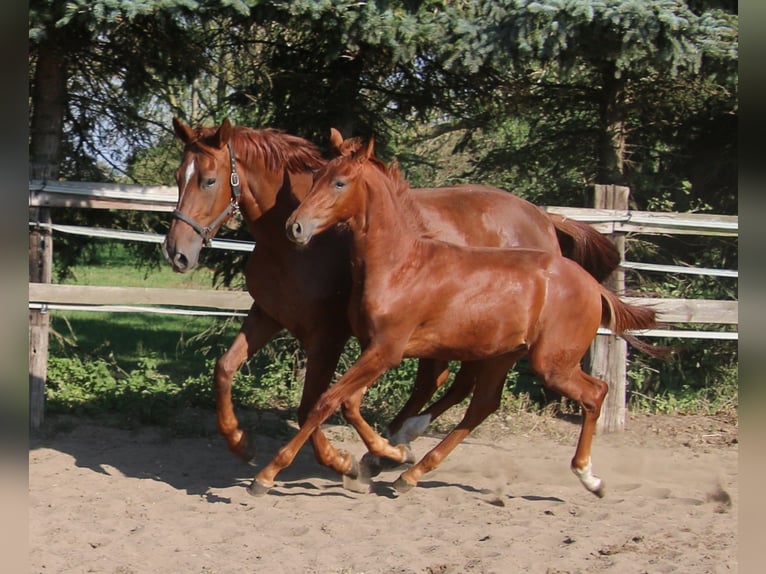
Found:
<box><xmin>291</xmin><ymin>221</ymin><xmax>303</xmax><ymax>239</ymax></box>
<box><xmin>172</xmin><ymin>252</ymin><xmax>189</xmax><ymax>272</ymax></box>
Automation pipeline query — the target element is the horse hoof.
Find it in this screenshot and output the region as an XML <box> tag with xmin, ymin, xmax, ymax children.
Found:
<box><xmin>246</xmin><ymin>478</ymin><xmax>272</xmax><ymax>497</ymax></box>
<box><xmin>392</xmin><ymin>475</ymin><xmax>416</xmax><ymax>494</ymax></box>
<box><xmin>343</xmin><ymin>472</ymin><xmax>373</xmax><ymax>494</ymax></box>
<box><xmin>592</xmin><ymin>482</ymin><xmax>606</xmax><ymax>498</ymax></box>
<box><xmin>360</xmin><ymin>452</ymin><xmax>383</xmax><ymax>477</ymax></box>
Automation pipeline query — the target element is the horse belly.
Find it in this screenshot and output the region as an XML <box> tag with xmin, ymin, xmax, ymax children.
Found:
<box><xmin>402</xmin><ymin>283</ymin><xmax>538</xmax><ymax>362</ymax></box>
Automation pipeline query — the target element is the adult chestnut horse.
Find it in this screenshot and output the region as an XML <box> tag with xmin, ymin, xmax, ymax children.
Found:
<box><xmin>162</xmin><ymin>118</ymin><xmax>619</xmax><ymax>482</ymax></box>
<box><xmin>277</xmin><ymin>135</ymin><xmax>658</xmax><ymax>497</ymax></box>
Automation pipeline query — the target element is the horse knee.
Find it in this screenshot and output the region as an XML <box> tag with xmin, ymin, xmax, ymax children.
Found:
<box><xmin>214</xmin><ymin>353</ymin><xmax>239</xmax><ymax>385</ymax></box>
<box><xmin>582</xmin><ymin>377</ymin><xmax>608</xmax><ymax>414</ymax></box>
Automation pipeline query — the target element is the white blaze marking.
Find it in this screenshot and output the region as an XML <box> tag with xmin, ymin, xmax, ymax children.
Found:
<box><xmin>182</xmin><ymin>159</ymin><xmax>196</xmax><ymax>196</ymax></box>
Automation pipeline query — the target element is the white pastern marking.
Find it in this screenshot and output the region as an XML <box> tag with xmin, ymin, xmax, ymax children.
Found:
<box><xmin>390</xmin><ymin>414</ymin><xmax>432</xmax><ymax>445</ymax></box>
<box><xmin>571</xmin><ymin>458</ymin><xmax>603</xmax><ymax>492</ymax></box>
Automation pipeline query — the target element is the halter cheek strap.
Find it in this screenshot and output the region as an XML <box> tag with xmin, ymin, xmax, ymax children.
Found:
<box><xmin>172</xmin><ymin>142</ymin><xmax>242</xmax><ymax>246</ymax></box>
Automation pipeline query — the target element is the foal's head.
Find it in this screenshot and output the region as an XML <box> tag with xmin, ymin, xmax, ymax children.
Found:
<box><xmin>286</xmin><ymin>132</ymin><xmax>390</xmax><ymax>246</ymax></box>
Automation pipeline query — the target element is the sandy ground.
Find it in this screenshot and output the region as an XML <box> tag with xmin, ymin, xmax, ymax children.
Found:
<box><xmin>29</xmin><ymin>410</ymin><xmax>737</xmax><ymax>574</ymax></box>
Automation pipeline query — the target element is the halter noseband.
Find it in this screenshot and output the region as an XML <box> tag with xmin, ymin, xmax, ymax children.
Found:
<box><xmin>172</xmin><ymin>142</ymin><xmax>242</xmax><ymax>246</ymax></box>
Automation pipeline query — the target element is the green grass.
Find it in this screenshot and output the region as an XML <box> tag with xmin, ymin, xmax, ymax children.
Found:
<box><xmin>45</xmin><ymin>242</ymin><xmax>737</xmax><ymax>431</ymax></box>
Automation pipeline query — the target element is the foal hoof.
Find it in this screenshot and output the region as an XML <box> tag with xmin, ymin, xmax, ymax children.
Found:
<box><xmin>591</xmin><ymin>482</ymin><xmax>606</xmax><ymax>499</ymax></box>
<box><xmin>392</xmin><ymin>475</ymin><xmax>416</xmax><ymax>494</ymax></box>
<box><xmin>246</xmin><ymin>478</ymin><xmax>272</xmax><ymax>497</ymax></box>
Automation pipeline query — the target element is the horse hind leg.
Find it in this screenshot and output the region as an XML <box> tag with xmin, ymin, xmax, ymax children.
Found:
<box><xmin>393</xmin><ymin>356</ymin><xmax>515</xmax><ymax>493</ymax></box>
<box><xmin>385</xmin><ymin>358</ymin><xmax>450</xmax><ymax>443</ymax></box>
<box><xmin>533</xmin><ymin>358</ymin><xmax>609</xmax><ymax>497</ymax></box>
<box><xmin>568</xmin><ymin>371</ymin><xmax>609</xmax><ymax>497</ymax></box>
<box><xmin>362</xmin><ymin>359</ymin><xmax>469</xmax><ymax>477</ymax></box>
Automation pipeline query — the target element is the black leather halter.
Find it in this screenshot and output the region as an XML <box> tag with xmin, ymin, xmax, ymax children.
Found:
<box><xmin>172</xmin><ymin>142</ymin><xmax>241</xmax><ymax>246</ymax></box>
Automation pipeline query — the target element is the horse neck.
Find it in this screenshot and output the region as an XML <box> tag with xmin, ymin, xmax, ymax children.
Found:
<box><xmin>233</xmin><ymin>148</ymin><xmax>316</xmax><ymax>242</ymax></box>
<box><xmin>350</xmin><ymin>169</ymin><xmax>423</xmax><ymax>276</ymax></box>
<box><xmin>232</xmin><ymin>128</ymin><xmax>323</xmax><ymax>237</ymax></box>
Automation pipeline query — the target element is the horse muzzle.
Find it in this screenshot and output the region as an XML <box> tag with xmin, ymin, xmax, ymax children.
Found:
<box><xmin>162</xmin><ymin>235</ymin><xmax>201</xmax><ymax>273</ymax></box>
<box><xmin>285</xmin><ymin>216</ymin><xmax>316</xmax><ymax>246</ymax></box>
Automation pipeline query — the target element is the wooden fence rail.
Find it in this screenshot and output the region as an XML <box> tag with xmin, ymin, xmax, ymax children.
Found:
<box><xmin>28</xmin><ymin>181</ymin><xmax>738</xmax><ymax>431</ymax></box>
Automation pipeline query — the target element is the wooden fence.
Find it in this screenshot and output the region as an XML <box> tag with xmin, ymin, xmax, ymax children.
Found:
<box><xmin>28</xmin><ymin>181</ymin><xmax>738</xmax><ymax>431</ymax></box>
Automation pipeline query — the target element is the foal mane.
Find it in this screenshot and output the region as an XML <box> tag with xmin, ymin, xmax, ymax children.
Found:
<box><xmin>366</xmin><ymin>155</ymin><xmax>432</xmax><ymax>237</ymax></box>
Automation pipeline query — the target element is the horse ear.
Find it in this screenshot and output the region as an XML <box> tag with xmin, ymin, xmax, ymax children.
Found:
<box><xmin>172</xmin><ymin>117</ymin><xmax>196</xmax><ymax>144</ymax></box>
<box><xmin>329</xmin><ymin>128</ymin><xmax>344</xmax><ymax>153</ymax></box>
<box><xmin>360</xmin><ymin>136</ymin><xmax>375</xmax><ymax>162</ymax></box>
<box><xmin>212</xmin><ymin>118</ymin><xmax>233</xmax><ymax>149</ymax></box>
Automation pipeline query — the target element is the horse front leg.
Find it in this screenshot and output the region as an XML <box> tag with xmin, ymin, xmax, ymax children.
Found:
<box><xmin>214</xmin><ymin>304</ymin><xmax>282</xmax><ymax>462</ymax></box>
<box><xmin>299</xmin><ymin>337</ymin><xmax>360</xmax><ymax>478</ymax></box>
<box><xmin>248</xmin><ymin>346</ymin><xmax>393</xmax><ymax>496</ymax></box>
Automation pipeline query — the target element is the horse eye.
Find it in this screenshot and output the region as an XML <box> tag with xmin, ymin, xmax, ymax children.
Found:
<box><xmin>203</xmin><ymin>177</ymin><xmax>216</xmax><ymax>188</ymax></box>
<box><xmin>334</xmin><ymin>179</ymin><xmax>346</xmax><ymax>190</ymax></box>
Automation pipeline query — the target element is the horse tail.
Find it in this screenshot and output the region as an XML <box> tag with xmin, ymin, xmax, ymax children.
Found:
<box><xmin>599</xmin><ymin>286</ymin><xmax>668</xmax><ymax>357</ymax></box>
<box><xmin>548</xmin><ymin>213</ymin><xmax>621</xmax><ymax>283</ymax></box>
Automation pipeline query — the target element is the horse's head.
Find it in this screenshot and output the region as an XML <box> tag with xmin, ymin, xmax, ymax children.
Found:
<box><xmin>162</xmin><ymin>117</ymin><xmax>242</xmax><ymax>272</ymax></box>
<box><xmin>286</xmin><ymin>130</ymin><xmax>376</xmax><ymax>246</ymax></box>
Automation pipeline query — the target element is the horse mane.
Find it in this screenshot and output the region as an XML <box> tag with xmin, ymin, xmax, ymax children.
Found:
<box><xmin>369</xmin><ymin>156</ymin><xmax>432</xmax><ymax>237</ymax></box>
<box><xmin>192</xmin><ymin>124</ymin><xmax>326</xmax><ymax>174</ymax></box>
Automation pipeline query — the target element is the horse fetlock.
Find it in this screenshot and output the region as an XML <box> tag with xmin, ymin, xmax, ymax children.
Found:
<box><xmin>571</xmin><ymin>460</ymin><xmax>605</xmax><ymax>497</ymax></box>
<box><xmin>342</xmin><ymin>451</ymin><xmax>360</xmax><ymax>479</ymax></box>
<box><xmin>224</xmin><ymin>429</ymin><xmax>254</xmax><ymax>463</ymax></box>
<box><xmin>397</xmin><ymin>443</ymin><xmax>416</xmax><ymax>465</ymax></box>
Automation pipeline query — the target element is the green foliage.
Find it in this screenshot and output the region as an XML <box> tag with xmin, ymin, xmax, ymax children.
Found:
<box><xmin>627</xmin><ymin>343</ymin><xmax>737</xmax><ymax>414</ymax></box>
<box><xmin>32</xmin><ymin>0</ymin><xmax>738</xmax><ymax>427</ymax></box>
<box><xmin>46</xmin><ymin>355</ymin><xmax>182</xmax><ymax>424</ymax></box>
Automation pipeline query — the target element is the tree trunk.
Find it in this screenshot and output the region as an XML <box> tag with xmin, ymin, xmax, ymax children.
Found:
<box><xmin>29</xmin><ymin>32</ymin><xmax>68</xmax><ymax>429</ymax></box>
<box><xmin>596</xmin><ymin>62</ymin><xmax>627</xmax><ymax>185</ymax></box>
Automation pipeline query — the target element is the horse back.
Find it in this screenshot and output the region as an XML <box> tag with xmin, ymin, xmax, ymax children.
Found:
<box><xmin>411</xmin><ymin>185</ymin><xmax>560</xmax><ymax>253</ymax></box>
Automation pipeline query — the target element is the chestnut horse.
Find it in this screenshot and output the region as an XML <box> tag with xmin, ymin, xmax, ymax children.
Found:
<box><xmin>273</xmin><ymin>135</ymin><xmax>657</xmax><ymax>497</ymax></box>
<box><xmin>162</xmin><ymin>118</ymin><xmax>620</xmax><ymax>483</ymax></box>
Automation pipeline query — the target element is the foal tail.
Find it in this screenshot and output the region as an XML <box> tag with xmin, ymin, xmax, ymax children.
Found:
<box><xmin>548</xmin><ymin>214</ymin><xmax>621</xmax><ymax>283</ymax></box>
<box><xmin>599</xmin><ymin>287</ymin><xmax>666</xmax><ymax>357</ymax></box>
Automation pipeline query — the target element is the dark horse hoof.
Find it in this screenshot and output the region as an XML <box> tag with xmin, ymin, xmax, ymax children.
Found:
<box><xmin>359</xmin><ymin>452</ymin><xmax>384</xmax><ymax>477</ymax></box>
<box><xmin>392</xmin><ymin>475</ymin><xmax>416</xmax><ymax>494</ymax></box>
<box><xmin>342</xmin><ymin>454</ymin><xmax>373</xmax><ymax>494</ymax></box>
<box><xmin>246</xmin><ymin>478</ymin><xmax>272</xmax><ymax>497</ymax></box>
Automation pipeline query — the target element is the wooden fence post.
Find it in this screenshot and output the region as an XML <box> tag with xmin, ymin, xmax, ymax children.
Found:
<box><xmin>29</xmin><ymin>206</ymin><xmax>53</xmax><ymax>429</ymax></box>
<box><xmin>590</xmin><ymin>184</ymin><xmax>629</xmax><ymax>433</ymax></box>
